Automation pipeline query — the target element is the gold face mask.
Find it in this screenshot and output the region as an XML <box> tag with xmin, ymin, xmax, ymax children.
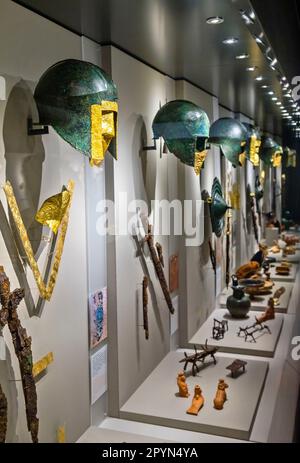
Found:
<box><xmin>194</xmin><ymin>150</ymin><xmax>207</xmax><ymax>175</ymax></box>
<box><xmin>90</xmin><ymin>100</ymin><xmax>118</xmax><ymax>167</ymax></box>
<box><xmin>272</xmin><ymin>150</ymin><xmax>282</xmax><ymax>168</ymax></box>
<box><xmin>239</xmin><ymin>141</ymin><xmax>247</xmax><ymax>166</ymax></box>
<box><xmin>249</xmin><ymin>135</ymin><xmax>261</xmax><ymax>166</ymax></box>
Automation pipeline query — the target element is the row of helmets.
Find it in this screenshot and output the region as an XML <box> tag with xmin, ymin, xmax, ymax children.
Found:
<box><xmin>33</xmin><ymin>59</ymin><xmax>283</xmax><ymax>171</ymax></box>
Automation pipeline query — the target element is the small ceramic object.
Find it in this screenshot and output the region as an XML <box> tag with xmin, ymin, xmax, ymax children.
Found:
<box><xmin>255</xmin><ymin>298</ymin><xmax>275</xmax><ymax>324</ymax></box>
<box><xmin>226</xmin><ymin>276</ymin><xmax>251</xmax><ymax>318</ymax></box>
<box><xmin>186</xmin><ymin>385</ymin><xmax>204</xmax><ymax>415</ymax></box>
<box><xmin>236</xmin><ymin>262</ymin><xmax>260</xmax><ymax>279</ymax></box>
<box><xmin>177</xmin><ymin>372</ymin><xmax>189</xmax><ymax>398</ymax></box>
<box><xmin>213</xmin><ymin>379</ymin><xmax>228</xmax><ymax>410</ymax></box>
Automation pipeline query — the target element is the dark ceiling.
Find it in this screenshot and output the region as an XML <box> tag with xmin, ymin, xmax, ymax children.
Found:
<box><xmin>13</xmin><ymin>0</ymin><xmax>300</xmax><ymax>136</ymax></box>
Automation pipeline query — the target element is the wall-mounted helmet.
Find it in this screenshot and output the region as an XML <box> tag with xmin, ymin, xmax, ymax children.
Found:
<box><xmin>209</xmin><ymin>117</ymin><xmax>247</xmax><ymax>167</ymax></box>
<box><xmin>260</xmin><ymin>137</ymin><xmax>282</xmax><ymax>167</ymax></box>
<box><xmin>152</xmin><ymin>100</ymin><xmax>210</xmax><ymax>175</ymax></box>
<box><xmin>34</xmin><ymin>59</ymin><xmax>118</xmax><ymax>167</ymax></box>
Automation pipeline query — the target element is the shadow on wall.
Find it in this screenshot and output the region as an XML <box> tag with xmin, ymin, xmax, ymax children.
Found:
<box><xmin>3</xmin><ymin>80</ymin><xmax>45</xmax><ymax>258</ymax></box>
<box><xmin>132</xmin><ymin>115</ymin><xmax>157</xmax><ymax>218</ymax></box>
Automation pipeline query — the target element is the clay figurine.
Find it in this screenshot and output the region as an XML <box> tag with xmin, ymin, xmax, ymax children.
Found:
<box><xmin>186</xmin><ymin>385</ymin><xmax>204</xmax><ymax>415</ymax></box>
<box><xmin>213</xmin><ymin>379</ymin><xmax>228</xmax><ymax>410</ymax></box>
<box><xmin>255</xmin><ymin>298</ymin><xmax>275</xmax><ymax>324</ymax></box>
<box><xmin>177</xmin><ymin>372</ymin><xmax>189</xmax><ymax>398</ymax></box>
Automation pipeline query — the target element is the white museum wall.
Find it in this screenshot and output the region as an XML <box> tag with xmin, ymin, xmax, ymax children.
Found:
<box><xmin>175</xmin><ymin>80</ymin><xmax>221</xmax><ymax>344</ymax></box>
<box><xmin>0</xmin><ymin>0</ymin><xmax>90</xmax><ymax>442</ymax></box>
<box><xmin>107</xmin><ymin>46</ymin><xmax>177</xmax><ymax>410</ymax></box>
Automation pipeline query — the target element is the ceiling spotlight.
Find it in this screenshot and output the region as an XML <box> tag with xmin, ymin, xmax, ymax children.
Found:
<box><xmin>261</xmin><ymin>85</ymin><xmax>268</xmax><ymax>89</ymax></box>
<box><xmin>236</xmin><ymin>53</ymin><xmax>249</xmax><ymax>60</ymax></box>
<box><xmin>240</xmin><ymin>9</ymin><xmax>255</xmax><ymax>25</ymax></box>
<box><xmin>206</xmin><ymin>16</ymin><xmax>224</xmax><ymax>24</ymax></box>
<box><xmin>272</xmin><ymin>97</ymin><xmax>278</xmax><ymax>101</ymax></box>
<box><xmin>270</xmin><ymin>58</ymin><xmax>278</xmax><ymax>67</ymax></box>
<box><xmin>255</xmin><ymin>75</ymin><xmax>264</xmax><ymax>81</ymax></box>
<box><xmin>280</xmin><ymin>106</ymin><xmax>285</xmax><ymax>109</ymax></box>
<box><xmin>292</xmin><ymin>104</ymin><xmax>297</xmax><ymax>108</ymax></box>
<box><xmin>267</xmin><ymin>91</ymin><xmax>274</xmax><ymax>95</ymax></box>
<box><xmin>255</xmin><ymin>35</ymin><xmax>266</xmax><ymax>46</ymax></box>
<box><xmin>246</xmin><ymin>66</ymin><xmax>257</xmax><ymax>72</ymax></box>
<box><xmin>223</xmin><ymin>37</ymin><xmax>239</xmax><ymax>45</ymax></box>
<box><xmin>276</xmin><ymin>102</ymin><xmax>281</xmax><ymax>105</ymax></box>
<box><xmin>281</xmin><ymin>76</ymin><xmax>287</xmax><ymax>82</ymax></box>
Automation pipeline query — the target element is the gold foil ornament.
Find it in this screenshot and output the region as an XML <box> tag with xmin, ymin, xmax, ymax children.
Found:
<box><xmin>90</xmin><ymin>101</ymin><xmax>118</xmax><ymax>167</ymax></box>
<box><xmin>3</xmin><ymin>180</ymin><xmax>74</xmax><ymax>301</ymax></box>
<box><xmin>194</xmin><ymin>150</ymin><xmax>207</xmax><ymax>175</ymax></box>
<box><xmin>33</xmin><ymin>352</ymin><xmax>54</xmax><ymax>378</ymax></box>
<box><xmin>229</xmin><ymin>183</ymin><xmax>240</xmax><ymax>210</ymax></box>
<box><xmin>250</xmin><ymin>135</ymin><xmax>261</xmax><ymax>166</ymax></box>
<box><xmin>35</xmin><ymin>189</ymin><xmax>71</xmax><ymax>234</ymax></box>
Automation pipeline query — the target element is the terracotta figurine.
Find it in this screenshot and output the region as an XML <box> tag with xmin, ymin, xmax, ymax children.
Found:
<box><xmin>177</xmin><ymin>372</ymin><xmax>189</xmax><ymax>398</ymax></box>
<box><xmin>186</xmin><ymin>385</ymin><xmax>204</xmax><ymax>415</ymax></box>
<box><xmin>213</xmin><ymin>379</ymin><xmax>228</xmax><ymax>410</ymax></box>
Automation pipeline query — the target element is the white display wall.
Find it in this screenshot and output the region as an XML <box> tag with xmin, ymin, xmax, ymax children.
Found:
<box><xmin>0</xmin><ymin>0</ymin><xmax>90</xmax><ymax>442</ymax></box>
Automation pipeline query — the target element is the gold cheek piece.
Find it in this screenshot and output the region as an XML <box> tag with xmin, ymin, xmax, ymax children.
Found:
<box><xmin>90</xmin><ymin>101</ymin><xmax>118</xmax><ymax>167</ymax></box>
<box><xmin>194</xmin><ymin>150</ymin><xmax>207</xmax><ymax>175</ymax></box>
<box><xmin>3</xmin><ymin>180</ymin><xmax>75</xmax><ymax>301</ymax></box>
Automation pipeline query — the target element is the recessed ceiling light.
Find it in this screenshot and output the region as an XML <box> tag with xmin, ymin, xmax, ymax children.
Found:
<box><xmin>270</xmin><ymin>58</ymin><xmax>278</xmax><ymax>67</ymax></box>
<box><xmin>255</xmin><ymin>75</ymin><xmax>264</xmax><ymax>81</ymax></box>
<box><xmin>255</xmin><ymin>35</ymin><xmax>266</xmax><ymax>46</ymax></box>
<box><xmin>292</xmin><ymin>104</ymin><xmax>297</xmax><ymax>108</ymax></box>
<box><xmin>276</xmin><ymin>102</ymin><xmax>281</xmax><ymax>105</ymax></box>
<box><xmin>236</xmin><ymin>53</ymin><xmax>249</xmax><ymax>60</ymax></box>
<box><xmin>246</xmin><ymin>66</ymin><xmax>257</xmax><ymax>72</ymax></box>
<box><xmin>240</xmin><ymin>10</ymin><xmax>255</xmax><ymax>25</ymax></box>
<box><xmin>268</xmin><ymin>91</ymin><xmax>274</xmax><ymax>95</ymax></box>
<box><xmin>222</xmin><ymin>37</ymin><xmax>239</xmax><ymax>45</ymax></box>
<box><xmin>206</xmin><ymin>16</ymin><xmax>224</xmax><ymax>25</ymax></box>
<box><xmin>281</xmin><ymin>76</ymin><xmax>287</xmax><ymax>82</ymax></box>
<box><xmin>272</xmin><ymin>97</ymin><xmax>278</xmax><ymax>101</ymax></box>
<box><xmin>261</xmin><ymin>85</ymin><xmax>268</xmax><ymax>89</ymax></box>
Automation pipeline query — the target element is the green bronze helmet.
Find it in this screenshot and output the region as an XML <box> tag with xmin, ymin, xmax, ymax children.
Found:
<box><xmin>209</xmin><ymin>117</ymin><xmax>247</xmax><ymax>167</ymax></box>
<box><xmin>152</xmin><ymin>100</ymin><xmax>210</xmax><ymax>175</ymax></box>
<box><xmin>242</xmin><ymin>123</ymin><xmax>262</xmax><ymax>166</ymax></box>
<box><xmin>260</xmin><ymin>137</ymin><xmax>282</xmax><ymax>167</ymax></box>
<box><xmin>210</xmin><ymin>177</ymin><xmax>231</xmax><ymax>237</ymax></box>
<box><xmin>34</xmin><ymin>59</ymin><xmax>118</xmax><ymax>167</ymax></box>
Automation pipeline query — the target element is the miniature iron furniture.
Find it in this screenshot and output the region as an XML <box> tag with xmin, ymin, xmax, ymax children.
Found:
<box><xmin>226</xmin><ymin>359</ymin><xmax>247</xmax><ymax>378</ymax></box>
<box><xmin>179</xmin><ymin>341</ymin><xmax>219</xmax><ymax>377</ymax></box>
<box><xmin>212</xmin><ymin>318</ymin><xmax>228</xmax><ymax>340</ymax></box>
<box><xmin>237</xmin><ymin>322</ymin><xmax>271</xmax><ymax>343</ymax></box>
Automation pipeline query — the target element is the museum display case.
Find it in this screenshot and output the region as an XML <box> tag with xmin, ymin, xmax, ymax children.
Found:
<box><xmin>0</xmin><ymin>0</ymin><xmax>299</xmax><ymax>445</ymax></box>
